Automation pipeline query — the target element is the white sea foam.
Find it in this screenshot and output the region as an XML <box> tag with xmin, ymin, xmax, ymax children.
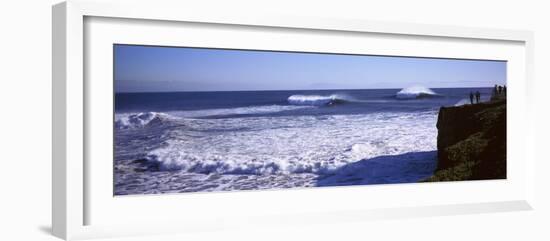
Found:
<box><xmin>287</xmin><ymin>94</ymin><xmax>352</xmax><ymax>106</ymax></box>
<box><xmin>168</xmin><ymin>105</ymin><xmax>312</xmax><ymax>118</ymax></box>
<box><xmin>115</xmin><ymin>112</ymin><xmax>171</xmax><ymax>129</ymax></box>
<box><xmin>142</xmin><ymin>111</ymin><xmax>438</xmax><ymax>176</ymax></box>
<box><xmin>116</xmin><ymin>105</ymin><xmax>312</xmax><ymax>129</ymax></box>
<box><xmin>395</xmin><ymin>86</ymin><xmax>438</xmax><ymax>99</ymax></box>
<box><xmin>115</xmin><ymin>105</ymin><xmax>312</xmax><ymax>129</ymax></box>
<box><xmin>454</xmin><ymin>98</ymin><xmax>471</xmax><ymax>106</ymax></box>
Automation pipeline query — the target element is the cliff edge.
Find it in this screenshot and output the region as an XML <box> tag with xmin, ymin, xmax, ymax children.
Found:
<box><xmin>428</xmin><ymin>98</ymin><xmax>506</xmax><ymax>181</ymax></box>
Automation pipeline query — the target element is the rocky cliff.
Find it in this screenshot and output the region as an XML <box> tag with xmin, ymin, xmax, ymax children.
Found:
<box><xmin>428</xmin><ymin>99</ymin><xmax>506</xmax><ymax>181</ymax></box>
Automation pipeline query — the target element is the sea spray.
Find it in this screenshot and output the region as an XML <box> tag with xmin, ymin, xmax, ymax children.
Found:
<box><xmin>395</xmin><ymin>86</ymin><xmax>438</xmax><ymax>99</ymax></box>
<box><xmin>287</xmin><ymin>94</ymin><xmax>353</xmax><ymax>106</ymax></box>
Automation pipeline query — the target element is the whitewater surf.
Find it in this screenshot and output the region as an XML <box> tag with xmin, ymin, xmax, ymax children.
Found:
<box><xmin>395</xmin><ymin>86</ymin><xmax>440</xmax><ymax>99</ymax></box>
<box><xmin>114</xmin><ymin>87</ymin><xmax>493</xmax><ymax>195</ymax></box>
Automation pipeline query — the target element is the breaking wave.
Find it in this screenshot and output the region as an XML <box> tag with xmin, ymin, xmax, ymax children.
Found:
<box><xmin>169</xmin><ymin>105</ymin><xmax>312</xmax><ymax>118</ymax></box>
<box><xmin>115</xmin><ymin>112</ymin><xmax>171</xmax><ymax>129</ymax></box>
<box><xmin>287</xmin><ymin>94</ymin><xmax>353</xmax><ymax>106</ymax></box>
<box><xmin>115</xmin><ymin>105</ymin><xmax>313</xmax><ymax>129</ymax></box>
<box><xmin>395</xmin><ymin>86</ymin><xmax>439</xmax><ymax>99</ymax></box>
<box><xmin>139</xmin><ymin>111</ymin><xmax>438</xmax><ymax>175</ymax></box>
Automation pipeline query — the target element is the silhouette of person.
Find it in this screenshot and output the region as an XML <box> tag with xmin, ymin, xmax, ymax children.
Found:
<box><xmin>469</xmin><ymin>92</ymin><xmax>474</xmax><ymax>104</ymax></box>
<box><xmin>498</xmin><ymin>85</ymin><xmax>503</xmax><ymax>94</ymax></box>
<box><xmin>503</xmin><ymin>85</ymin><xmax>507</xmax><ymax>94</ymax></box>
<box><xmin>475</xmin><ymin>91</ymin><xmax>481</xmax><ymax>103</ymax></box>
<box><xmin>493</xmin><ymin>85</ymin><xmax>498</xmax><ymax>96</ymax></box>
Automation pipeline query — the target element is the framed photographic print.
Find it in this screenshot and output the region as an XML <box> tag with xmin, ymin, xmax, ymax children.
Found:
<box><xmin>113</xmin><ymin>44</ymin><xmax>507</xmax><ymax>195</ymax></box>
<box><xmin>52</xmin><ymin>0</ymin><xmax>535</xmax><ymax>240</ymax></box>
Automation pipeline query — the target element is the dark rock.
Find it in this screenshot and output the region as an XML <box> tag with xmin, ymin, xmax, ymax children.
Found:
<box><xmin>429</xmin><ymin>99</ymin><xmax>506</xmax><ymax>181</ymax></box>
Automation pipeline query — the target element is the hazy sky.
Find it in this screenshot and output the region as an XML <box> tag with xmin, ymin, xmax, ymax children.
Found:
<box><xmin>114</xmin><ymin>44</ymin><xmax>506</xmax><ymax>93</ymax></box>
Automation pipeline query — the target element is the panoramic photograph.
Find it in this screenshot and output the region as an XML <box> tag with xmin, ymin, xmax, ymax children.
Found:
<box><xmin>113</xmin><ymin>44</ymin><xmax>507</xmax><ymax>195</ymax></box>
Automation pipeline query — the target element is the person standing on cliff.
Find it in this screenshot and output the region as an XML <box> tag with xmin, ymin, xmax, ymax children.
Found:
<box><xmin>475</xmin><ymin>91</ymin><xmax>481</xmax><ymax>103</ymax></box>
<box><xmin>469</xmin><ymin>92</ymin><xmax>474</xmax><ymax>104</ymax></box>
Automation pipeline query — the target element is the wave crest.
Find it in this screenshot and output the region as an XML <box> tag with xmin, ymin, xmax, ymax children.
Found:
<box><xmin>171</xmin><ymin>105</ymin><xmax>310</xmax><ymax>118</ymax></box>
<box><xmin>287</xmin><ymin>94</ymin><xmax>351</xmax><ymax>106</ymax></box>
<box><xmin>395</xmin><ymin>86</ymin><xmax>438</xmax><ymax>99</ymax></box>
<box><xmin>116</xmin><ymin>105</ymin><xmax>312</xmax><ymax>128</ymax></box>
<box><xmin>115</xmin><ymin>112</ymin><xmax>170</xmax><ymax>129</ymax></box>
<box><xmin>145</xmin><ymin>141</ymin><xmax>348</xmax><ymax>175</ymax></box>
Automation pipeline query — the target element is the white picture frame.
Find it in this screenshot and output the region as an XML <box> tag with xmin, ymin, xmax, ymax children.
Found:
<box><xmin>52</xmin><ymin>0</ymin><xmax>535</xmax><ymax>240</ymax></box>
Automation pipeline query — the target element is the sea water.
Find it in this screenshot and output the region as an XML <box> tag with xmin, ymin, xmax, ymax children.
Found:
<box><xmin>114</xmin><ymin>87</ymin><xmax>492</xmax><ymax>195</ymax></box>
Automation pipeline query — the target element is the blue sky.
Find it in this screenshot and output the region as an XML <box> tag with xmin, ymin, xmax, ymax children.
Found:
<box><xmin>114</xmin><ymin>44</ymin><xmax>506</xmax><ymax>93</ymax></box>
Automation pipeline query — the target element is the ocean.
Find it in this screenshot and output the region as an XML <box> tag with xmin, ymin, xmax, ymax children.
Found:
<box><xmin>114</xmin><ymin>86</ymin><xmax>493</xmax><ymax>195</ymax></box>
